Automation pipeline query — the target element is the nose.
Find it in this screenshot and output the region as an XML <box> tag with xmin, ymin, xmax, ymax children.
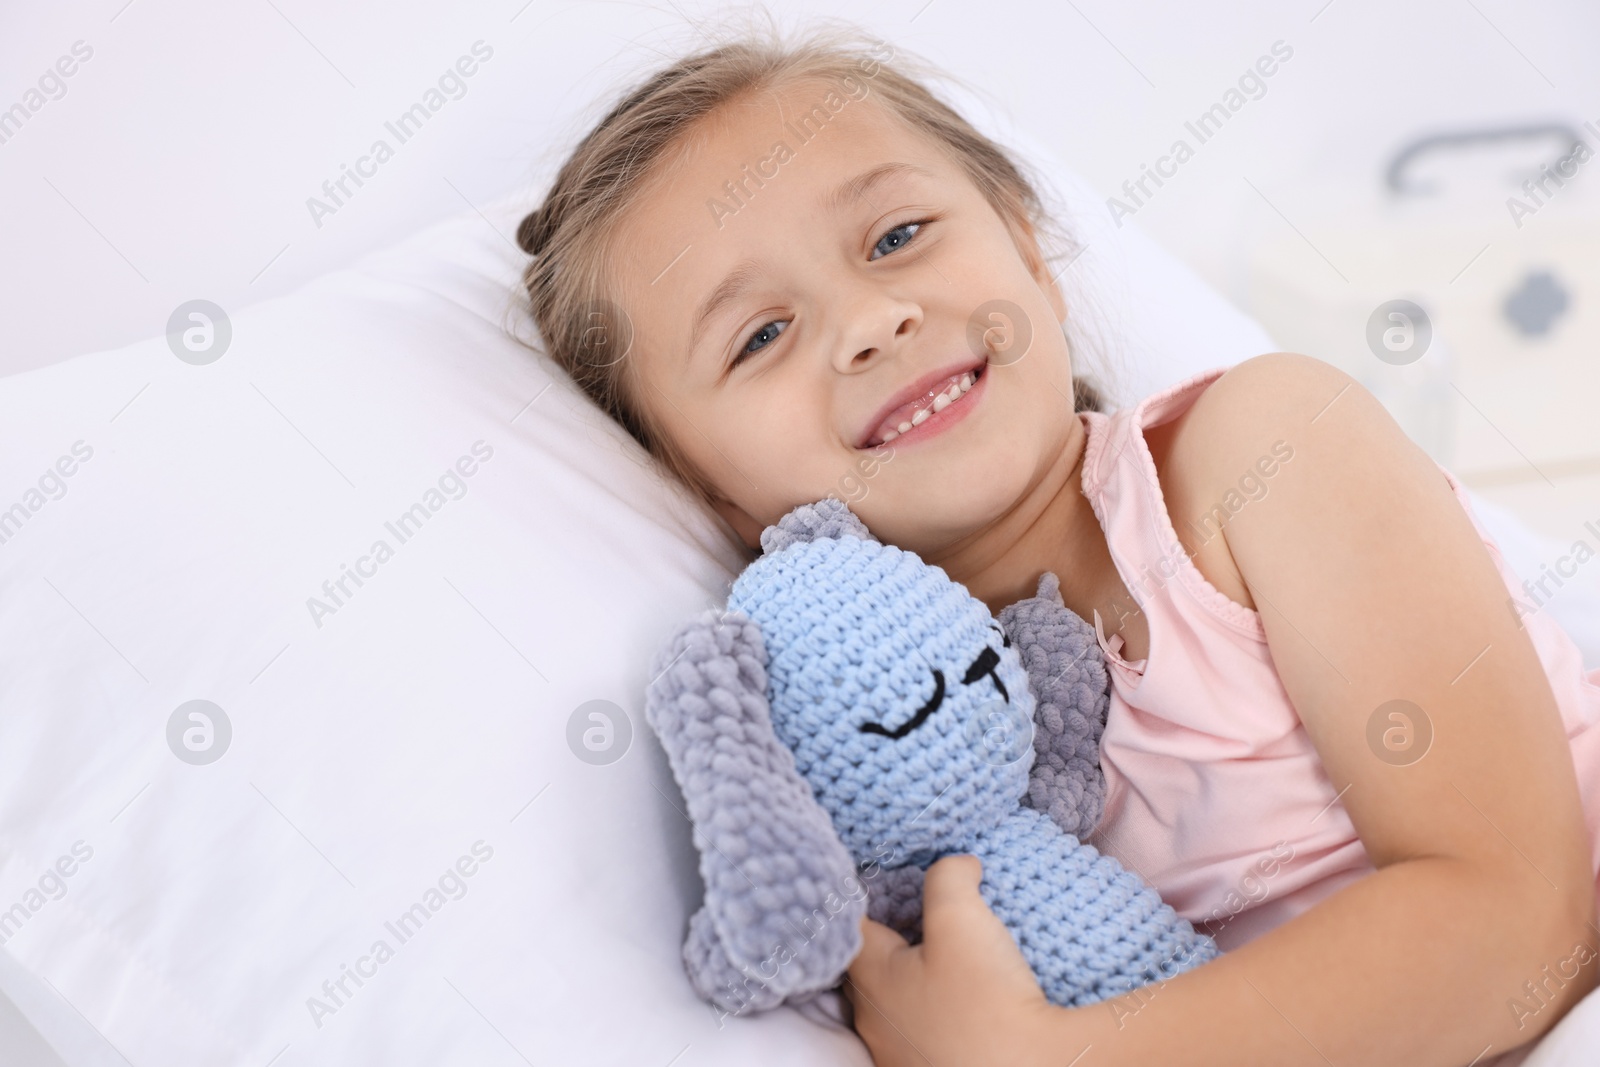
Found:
<box><xmin>830</xmin><ymin>286</ymin><xmax>922</xmax><ymax>375</ymax></box>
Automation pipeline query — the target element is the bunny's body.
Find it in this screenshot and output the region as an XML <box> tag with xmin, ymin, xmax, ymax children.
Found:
<box><xmin>946</xmin><ymin>806</ymin><xmax>1213</xmax><ymax>1005</ymax></box>
<box><xmin>648</xmin><ymin>500</ymin><xmax>1217</xmax><ymax>1017</ymax></box>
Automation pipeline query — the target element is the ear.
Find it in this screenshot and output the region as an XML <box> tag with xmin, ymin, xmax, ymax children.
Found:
<box><xmin>759</xmin><ymin>498</ymin><xmax>876</xmax><ymax>555</ymax></box>
<box><xmin>645</xmin><ymin>608</ymin><xmax>865</xmax><ymax>1007</ymax></box>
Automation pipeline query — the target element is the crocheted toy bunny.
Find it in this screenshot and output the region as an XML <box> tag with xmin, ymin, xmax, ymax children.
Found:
<box><xmin>646</xmin><ymin>499</ymin><xmax>1218</xmax><ymax>1017</ymax></box>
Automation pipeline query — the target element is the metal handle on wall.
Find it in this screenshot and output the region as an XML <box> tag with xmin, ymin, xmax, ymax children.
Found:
<box><xmin>1385</xmin><ymin>122</ymin><xmax>1584</xmax><ymax>196</ymax></box>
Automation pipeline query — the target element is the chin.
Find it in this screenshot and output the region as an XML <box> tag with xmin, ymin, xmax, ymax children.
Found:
<box><xmin>862</xmin><ymin>461</ymin><xmax>1033</xmax><ymax>547</ymax></box>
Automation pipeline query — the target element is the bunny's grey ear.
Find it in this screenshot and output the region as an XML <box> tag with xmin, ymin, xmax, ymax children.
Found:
<box><xmin>759</xmin><ymin>498</ymin><xmax>876</xmax><ymax>555</ymax></box>
<box><xmin>645</xmin><ymin>609</ymin><xmax>865</xmax><ymax>1012</ymax></box>
<box><xmin>997</xmin><ymin>571</ymin><xmax>1111</xmax><ymax>837</ymax></box>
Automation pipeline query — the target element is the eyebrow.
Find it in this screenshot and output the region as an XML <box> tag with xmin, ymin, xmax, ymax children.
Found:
<box><xmin>685</xmin><ymin>162</ymin><xmax>933</xmax><ymax>363</ymax></box>
<box><xmin>687</xmin><ymin>259</ymin><xmax>762</xmax><ymax>359</ymax></box>
<box><xmin>825</xmin><ymin>161</ymin><xmax>932</xmax><ymax>215</ymax></box>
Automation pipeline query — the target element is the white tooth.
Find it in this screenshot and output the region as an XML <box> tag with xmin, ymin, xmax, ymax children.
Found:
<box><xmin>959</xmin><ymin>373</ymin><xmax>973</xmax><ymax>391</ymax></box>
<box><xmin>897</xmin><ymin>420</ymin><xmax>912</xmax><ymax>433</ymax></box>
<box><xmin>881</xmin><ymin>429</ymin><xmax>898</xmax><ymax>442</ymax></box>
<box><xmin>911</xmin><ymin>407</ymin><xmax>931</xmax><ymax>426</ymax></box>
<box><xmin>933</xmin><ymin>392</ymin><xmax>951</xmax><ymax>413</ymax></box>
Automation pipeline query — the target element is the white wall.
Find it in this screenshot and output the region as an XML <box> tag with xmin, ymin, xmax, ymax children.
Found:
<box><xmin>3</xmin><ymin>0</ymin><xmax>1595</xmax><ymax>378</ymax></box>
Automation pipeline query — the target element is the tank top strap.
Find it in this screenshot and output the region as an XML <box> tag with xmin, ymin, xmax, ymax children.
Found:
<box><xmin>1078</xmin><ymin>367</ymin><xmax>1266</xmax><ymax>641</ymax></box>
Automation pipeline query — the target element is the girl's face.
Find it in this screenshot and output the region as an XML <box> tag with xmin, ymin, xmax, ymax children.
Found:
<box><xmin>616</xmin><ymin>77</ymin><xmax>1078</xmax><ymax>558</ymax></box>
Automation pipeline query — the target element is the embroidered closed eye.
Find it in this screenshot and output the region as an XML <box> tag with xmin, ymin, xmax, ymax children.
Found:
<box><xmin>962</xmin><ymin>645</ymin><xmax>1009</xmax><ymax>703</ymax></box>
<box><xmin>858</xmin><ymin>640</ymin><xmax>1010</xmax><ymax>740</ymax></box>
<box><xmin>860</xmin><ymin>668</ymin><xmax>944</xmax><ymax>739</ymax></box>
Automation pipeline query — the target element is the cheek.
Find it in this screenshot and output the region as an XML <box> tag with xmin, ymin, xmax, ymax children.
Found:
<box><xmin>674</xmin><ymin>383</ymin><xmax>845</xmax><ymax>510</ymax></box>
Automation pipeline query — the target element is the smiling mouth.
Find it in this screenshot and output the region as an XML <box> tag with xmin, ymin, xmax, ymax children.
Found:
<box><xmin>864</xmin><ymin>363</ymin><xmax>986</xmax><ymax>448</ymax></box>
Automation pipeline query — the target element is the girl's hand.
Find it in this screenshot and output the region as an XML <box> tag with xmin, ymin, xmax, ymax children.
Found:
<box><xmin>844</xmin><ymin>855</ymin><xmax>1068</xmax><ymax>1067</ymax></box>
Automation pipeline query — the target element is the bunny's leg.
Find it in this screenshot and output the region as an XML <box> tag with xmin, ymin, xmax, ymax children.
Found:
<box><xmin>975</xmin><ymin>810</ymin><xmax>1220</xmax><ymax>1009</ymax></box>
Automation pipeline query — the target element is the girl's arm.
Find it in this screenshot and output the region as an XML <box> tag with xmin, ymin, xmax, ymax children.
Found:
<box><xmin>846</xmin><ymin>353</ymin><xmax>1598</xmax><ymax>1067</ymax></box>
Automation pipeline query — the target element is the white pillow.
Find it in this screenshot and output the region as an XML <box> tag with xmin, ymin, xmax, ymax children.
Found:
<box><xmin>3</xmin><ymin>97</ymin><xmax>1590</xmax><ymax>1067</ymax></box>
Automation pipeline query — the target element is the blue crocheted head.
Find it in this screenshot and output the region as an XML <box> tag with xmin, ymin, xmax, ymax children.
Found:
<box><xmin>727</xmin><ymin>499</ymin><xmax>1034</xmax><ymax>867</ymax></box>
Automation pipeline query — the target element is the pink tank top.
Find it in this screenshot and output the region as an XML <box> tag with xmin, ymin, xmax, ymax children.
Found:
<box><xmin>1080</xmin><ymin>367</ymin><xmax>1600</xmax><ymax>952</ymax></box>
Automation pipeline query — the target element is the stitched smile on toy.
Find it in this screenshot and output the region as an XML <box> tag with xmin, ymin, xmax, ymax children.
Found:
<box><xmin>858</xmin><ymin>640</ymin><xmax>1013</xmax><ymax>740</ymax></box>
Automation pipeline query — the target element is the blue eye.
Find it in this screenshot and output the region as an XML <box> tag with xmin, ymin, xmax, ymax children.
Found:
<box><xmin>736</xmin><ymin>319</ymin><xmax>787</xmax><ymax>363</ymax></box>
<box><xmin>871</xmin><ymin>221</ymin><xmax>922</xmax><ymax>260</ymax></box>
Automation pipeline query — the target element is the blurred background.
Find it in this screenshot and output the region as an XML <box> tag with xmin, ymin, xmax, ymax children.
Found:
<box><xmin>1</xmin><ymin>0</ymin><xmax>1595</xmax><ymax>529</ymax></box>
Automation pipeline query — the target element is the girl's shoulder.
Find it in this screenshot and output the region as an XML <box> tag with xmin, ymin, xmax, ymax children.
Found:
<box><xmin>1139</xmin><ymin>353</ymin><xmax>1354</xmax><ymax>614</ymax></box>
<box><xmin>1149</xmin><ymin>352</ymin><xmax>1349</xmax><ymax>473</ymax></box>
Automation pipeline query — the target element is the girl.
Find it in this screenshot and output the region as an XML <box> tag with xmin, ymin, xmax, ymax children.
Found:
<box><xmin>516</xmin><ymin>27</ymin><xmax>1600</xmax><ymax>1067</ymax></box>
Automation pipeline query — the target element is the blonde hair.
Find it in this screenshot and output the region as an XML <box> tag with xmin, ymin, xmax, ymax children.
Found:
<box><xmin>516</xmin><ymin>26</ymin><xmax>1102</xmax><ymax>506</ymax></box>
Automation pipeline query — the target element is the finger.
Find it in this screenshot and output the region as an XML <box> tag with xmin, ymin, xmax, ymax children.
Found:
<box><xmin>918</xmin><ymin>854</ymin><xmax>985</xmax><ymax>939</ymax></box>
<box><xmin>846</xmin><ymin>915</ymin><xmax>909</xmax><ymax>990</ymax></box>
<box><xmin>919</xmin><ymin>855</ymin><xmax>1044</xmax><ymax>999</ymax></box>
